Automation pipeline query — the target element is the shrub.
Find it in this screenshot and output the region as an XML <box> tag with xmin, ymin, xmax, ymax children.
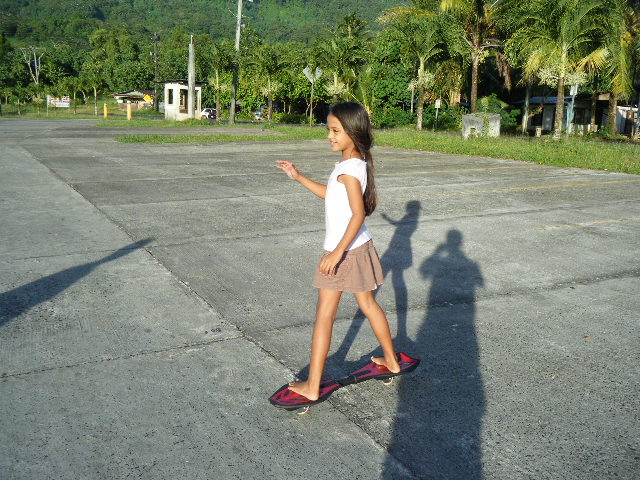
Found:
<box><xmin>477</xmin><ymin>93</ymin><xmax>520</xmax><ymax>133</ymax></box>
<box><xmin>372</xmin><ymin>106</ymin><xmax>414</xmax><ymax>128</ymax></box>
<box><xmin>585</xmin><ymin>129</ymin><xmax>636</xmax><ymax>143</ymax></box>
<box><xmin>272</xmin><ymin>112</ymin><xmax>307</xmax><ymax>124</ymax></box>
<box><xmin>422</xmin><ymin>104</ymin><xmax>466</xmax><ymax>131</ymax></box>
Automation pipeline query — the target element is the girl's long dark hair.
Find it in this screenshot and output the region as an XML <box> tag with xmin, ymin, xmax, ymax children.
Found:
<box><xmin>328</xmin><ymin>102</ymin><xmax>377</xmax><ymax>216</ymax></box>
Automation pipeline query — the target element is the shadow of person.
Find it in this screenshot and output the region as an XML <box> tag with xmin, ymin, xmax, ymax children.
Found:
<box><xmin>307</xmin><ymin>201</ymin><xmax>422</xmax><ymax>380</ymax></box>
<box><xmin>379</xmin><ymin>200</ymin><xmax>421</xmax><ymax>342</ymax></box>
<box><xmin>0</xmin><ymin>238</ymin><xmax>153</xmax><ymax>327</ymax></box>
<box><xmin>382</xmin><ymin>229</ymin><xmax>485</xmax><ymax>479</ymax></box>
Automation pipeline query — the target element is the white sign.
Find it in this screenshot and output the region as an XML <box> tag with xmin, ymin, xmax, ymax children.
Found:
<box><xmin>303</xmin><ymin>66</ymin><xmax>323</xmax><ymax>83</ymax></box>
<box><xmin>570</xmin><ymin>85</ymin><xmax>578</xmax><ymax>96</ymax></box>
<box><xmin>47</xmin><ymin>95</ymin><xmax>70</xmax><ymax>108</ymax></box>
<box><xmin>434</xmin><ymin>99</ymin><xmax>441</xmax><ymax>109</ymax></box>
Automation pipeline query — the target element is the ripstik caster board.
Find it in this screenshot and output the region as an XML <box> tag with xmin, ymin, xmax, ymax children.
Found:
<box><xmin>269</xmin><ymin>352</ymin><xmax>420</xmax><ymax>414</ymax></box>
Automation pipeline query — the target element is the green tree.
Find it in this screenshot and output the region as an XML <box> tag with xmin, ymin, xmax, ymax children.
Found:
<box><xmin>250</xmin><ymin>44</ymin><xmax>285</xmax><ymax>121</ymax></box>
<box><xmin>157</xmin><ymin>27</ymin><xmax>189</xmax><ymax>81</ymax></box>
<box><xmin>316</xmin><ymin>13</ymin><xmax>369</xmax><ymax>102</ymax></box>
<box><xmin>276</xmin><ymin>42</ymin><xmax>314</xmax><ymax>116</ymax></box>
<box><xmin>506</xmin><ymin>0</ymin><xmax>607</xmax><ymax>138</ymax></box>
<box><xmin>12</xmin><ymin>84</ymin><xmax>30</xmax><ymax>115</ymax></box>
<box><xmin>0</xmin><ymin>34</ymin><xmax>15</xmax><ymax>114</ymax></box>
<box><xmin>19</xmin><ymin>46</ymin><xmax>45</xmax><ymax>86</ymax></box>
<box><xmin>384</xmin><ymin>14</ymin><xmax>445</xmax><ymax>130</ymax></box>
<box><xmin>0</xmin><ymin>33</ymin><xmax>11</xmax><ymax>58</ymax></box>
<box><xmin>89</xmin><ymin>26</ymin><xmax>152</xmax><ymax>93</ymax></box>
<box><xmin>602</xmin><ymin>0</ymin><xmax>638</xmax><ymax>134</ymax></box>
<box><xmin>633</xmin><ymin>4</ymin><xmax>640</xmax><ymax>137</ymax></box>
<box><xmin>369</xmin><ymin>35</ymin><xmax>413</xmax><ymax>112</ymax></box>
<box><xmin>79</xmin><ymin>58</ymin><xmax>105</xmax><ymax>115</ymax></box>
<box><xmin>56</xmin><ymin>76</ymin><xmax>85</xmax><ymax>114</ymax></box>
<box><xmin>438</xmin><ymin>0</ymin><xmax>506</xmax><ymax>113</ymax></box>
<box><xmin>206</xmin><ymin>41</ymin><xmax>233</xmax><ymax>123</ymax></box>
<box><xmin>433</xmin><ymin>59</ymin><xmax>464</xmax><ymax>106</ymax></box>
<box><xmin>502</xmin><ymin>1</ymin><xmax>545</xmax><ymax>133</ymax></box>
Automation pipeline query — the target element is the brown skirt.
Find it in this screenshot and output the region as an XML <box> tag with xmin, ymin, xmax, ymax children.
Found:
<box><xmin>312</xmin><ymin>240</ymin><xmax>384</xmax><ymax>293</ymax></box>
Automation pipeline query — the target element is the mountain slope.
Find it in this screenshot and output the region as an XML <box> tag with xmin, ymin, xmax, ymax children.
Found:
<box><xmin>0</xmin><ymin>0</ymin><xmax>405</xmax><ymax>44</ymax></box>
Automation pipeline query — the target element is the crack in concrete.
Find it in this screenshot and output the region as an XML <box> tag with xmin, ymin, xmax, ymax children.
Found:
<box><xmin>256</xmin><ymin>267</ymin><xmax>640</xmax><ymax>335</ymax></box>
<box><xmin>0</xmin><ymin>334</ymin><xmax>241</xmax><ymax>379</ymax></box>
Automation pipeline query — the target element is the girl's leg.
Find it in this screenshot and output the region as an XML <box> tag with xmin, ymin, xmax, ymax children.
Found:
<box><xmin>354</xmin><ymin>290</ymin><xmax>400</xmax><ymax>373</ymax></box>
<box><xmin>288</xmin><ymin>288</ymin><xmax>342</xmax><ymax>400</ymax></box>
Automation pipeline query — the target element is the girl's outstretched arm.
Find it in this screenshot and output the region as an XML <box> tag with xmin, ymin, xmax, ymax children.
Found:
<box><xmin>275</xmin><ymin>160</ymin><xmax>326</xmax><ymax>199</ymax></box>
<box><xmin>380</xmin><ymin>213</ymin><xmax>398</xmax><ymax>226</ymax></box>
<box><xmin>319</xmin><ymin>174</ymin><xmax>365</xmax><ymax>275</ymax></box>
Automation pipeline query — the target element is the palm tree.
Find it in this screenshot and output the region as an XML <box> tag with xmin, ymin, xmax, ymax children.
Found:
<box><xmin>501</xmin><ymin>0</ymin><xmax>542</xmax><ymax>133</ymax></box>
<box><xmin>433</xmin><ymin>59</ymin><xmax>464</xmax><ymax>106</ymax></box>
<box><xmin>633</xmin><ymin>11</ymin><xmax>640</xmax><ymax>137</ymax></box>
<box><xmin>602</xmin><ymin>0</ymin><xmax>638</xmax><ymax>134</ymax></box>
<box><xmin>80</xmin><ymin>59</ymin><xmax>105</xmax><ymax>116</ymax></box>
<box><xmin>507</xmin><ymin>0</ymin><xmax>607</xmax><ymax>138</ymax></box>
<box><xmin>388</xmin><ymin>16</ymin><xmax>445</xmax><ymax>130</ymax></box>
<box><xmin>439</xmin><ymin>0</ymin><xmax>504</xmax><ymax>113</ymax></box>
<box><xmin>336</xmin><ymin>12</ymin><xmax>368</xmax><ymax>39</ymax></box>
<box><xmin>208</xmin><ymin>42</ymin><xmax>233</xmax><ymax>123</ymax></box>
<box><xmin>381</xmin><ymin>0</ymin><xmax>504</xmax><ymax>113</ymax></box>
<box><xmin>350</xmin><ymin>64</ymin><xmax>375</xmax><ymax>115</ymax></box>
<box><xmin>316</xmin><ymin>14</ymin><xmax>369</xmax><ymax>102</ymax></box>
<box><xmin>250</xmin><ymin>44</ymin><xmax>284</xmax><ymax>121</ymax></box>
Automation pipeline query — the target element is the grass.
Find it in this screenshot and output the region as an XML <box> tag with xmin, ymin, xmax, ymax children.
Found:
<box><xmin>1</xmin><ymin>111</ymin><xmax>103</xmax><ymax>119</ymax></box>
<box><xmin>375</xmin><ymin>129</ymin><xmax>640</xmax><ymax>175</ymax></box>
<box><xmin>115</xmin><ymin>124</ymin><xmax>326</xmax><ymax>143</ymax></box>
<box><xmin>0</xmin><ymin>97</ymin><xmax>164</xmax><ymax>120</ymax></box>
<box><xmin>99</xmin><ymin>118</ymin><xmax>210</xmax><ymax>128</ymax></box>
<box><xmin>97</xmin><ymin>118</ymin><xmax>274</xmax><ymax>128</ymax></box>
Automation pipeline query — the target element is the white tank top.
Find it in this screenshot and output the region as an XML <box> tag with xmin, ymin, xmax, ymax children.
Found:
<box><xmin>323</xmin><ymin>158</ymin><xmax>372</xmax><ymax>251</ymax></box>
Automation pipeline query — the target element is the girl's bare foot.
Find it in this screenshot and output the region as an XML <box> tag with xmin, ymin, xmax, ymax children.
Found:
<box><xmin>288</xmin><ymin>380</ymin><xmax>319</xmax><ymax>401</ymax></box>
<box><xmin>371</xmin><ymin>355</ymin><xmax>401</xmax><ymax>373</ymax></box>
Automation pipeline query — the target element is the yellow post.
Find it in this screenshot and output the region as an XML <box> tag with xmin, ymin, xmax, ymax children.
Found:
<box><xmin>127</xmin><ymin>103</ymin><xmax>132</xmax><ymax>121</ymax></box>
<box><xmin>103</xmin><ymin>103</ymin><xmax>108</xmax><ymax>119</ymax></box>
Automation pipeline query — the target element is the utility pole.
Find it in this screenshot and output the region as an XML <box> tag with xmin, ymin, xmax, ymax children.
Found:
<box><xmin>188</xmin><ymin>35</ymin><xmax>195</xmax><ymax>119</ymax></box>
<box><xmin>566</xmin><ymin>84</ymin><xmax>578</xmax><ymax>136</ymax></box>
<box><xmin>230</xmin><ymin>0</ymin><xmax>243</xmax><ymax>124</ymax></box>
<box><xmin>635</xmin><ymin>90</ymin><xmax>640</xmax><ymax>138</ymax></box>
<box><xmin>153</xmin><ymin>32</ymin><xmax>159</xmax><ymax>111</ymax></box>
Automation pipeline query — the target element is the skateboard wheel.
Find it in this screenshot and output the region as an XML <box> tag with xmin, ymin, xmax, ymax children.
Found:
<box><xmin>382</xmin><ymin>377</ymin><xmax>394</xmax><ymax>386</ymax></box>
<box><xmin>296</xmin><ymin>406</ymin><xmax>310</xmax><ymax>415</ymax></box>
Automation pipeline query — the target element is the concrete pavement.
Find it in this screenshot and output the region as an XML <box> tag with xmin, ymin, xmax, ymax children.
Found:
<box><xmin>1</xmin><ymin>118</ymin><xmax>638</xmax><ymax>479</ymax></box>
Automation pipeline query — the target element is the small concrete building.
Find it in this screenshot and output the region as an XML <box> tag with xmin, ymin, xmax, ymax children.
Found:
<box><xmin>515</xmin><ymin>94</ymin><xmax>637</xmax><ymax>135</ymax></box>
<box><xmin>163</xmin><ymin>81</ymin><xmax>203</xmax><ymax>121</ymax></box>
<box><xmin>519</xmin><ymin>96</ymin><xmax>595</xmax><ymax>133</ymax></box>
<box><xmin>462</xmin><ymin>113</ymin><xmax>501</xmax><ymax>139</ymax></box>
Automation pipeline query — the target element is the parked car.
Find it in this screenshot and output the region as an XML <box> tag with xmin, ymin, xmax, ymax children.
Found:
<box><xmin>200</xmin><ymin>108</ymin><xmax>216</xmax><ymax>120</ymax></box>
<box><xmin>253</xmin><ymin>106</ymin><xmax>267</xmax><ymax>120</ymax></box>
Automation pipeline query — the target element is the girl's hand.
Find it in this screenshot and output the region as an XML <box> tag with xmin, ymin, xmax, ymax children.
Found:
<box><xmin>275</xmin><ymin>160</ymin><xmax>299</xmax><ymax>180</ymax></box>
<box><xmin>320</xmin><ymin>250</ymin><xmax>343</xmax><ymax>276</ymax></box>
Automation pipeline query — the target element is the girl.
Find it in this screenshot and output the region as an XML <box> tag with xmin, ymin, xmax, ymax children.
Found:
<box><xmin>275</xmin><ymin>101</ymin><xmax>401</xmax><ymax>402</ymax></box>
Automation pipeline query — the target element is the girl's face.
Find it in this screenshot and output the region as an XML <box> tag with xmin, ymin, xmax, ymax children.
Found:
<box><xmin>326</xmin><ymin>114</ymin><xmax>359</xmax><ymax>160</ymax></box>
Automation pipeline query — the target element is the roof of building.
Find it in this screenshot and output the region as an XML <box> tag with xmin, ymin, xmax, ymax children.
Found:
<box><xmin>162</xmin><ymin>80</ymin><xmax>207</xmax><ymax>86</ymax></box>
<box><xmin>112</xmin><ymin>90</ymin><xmax>155</xmax><ymax>99</ymax></box>
<box><xmin>513</xmin><ymin>96</ymin><xmax>575</xmax><ymax>105</ymax></box>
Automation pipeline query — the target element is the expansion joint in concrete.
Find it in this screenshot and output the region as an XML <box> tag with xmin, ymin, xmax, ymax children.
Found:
<box><xmin>0</xmin><ymin>335</ymin><xmax>240</xmax><ymax>380</ymax></box>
